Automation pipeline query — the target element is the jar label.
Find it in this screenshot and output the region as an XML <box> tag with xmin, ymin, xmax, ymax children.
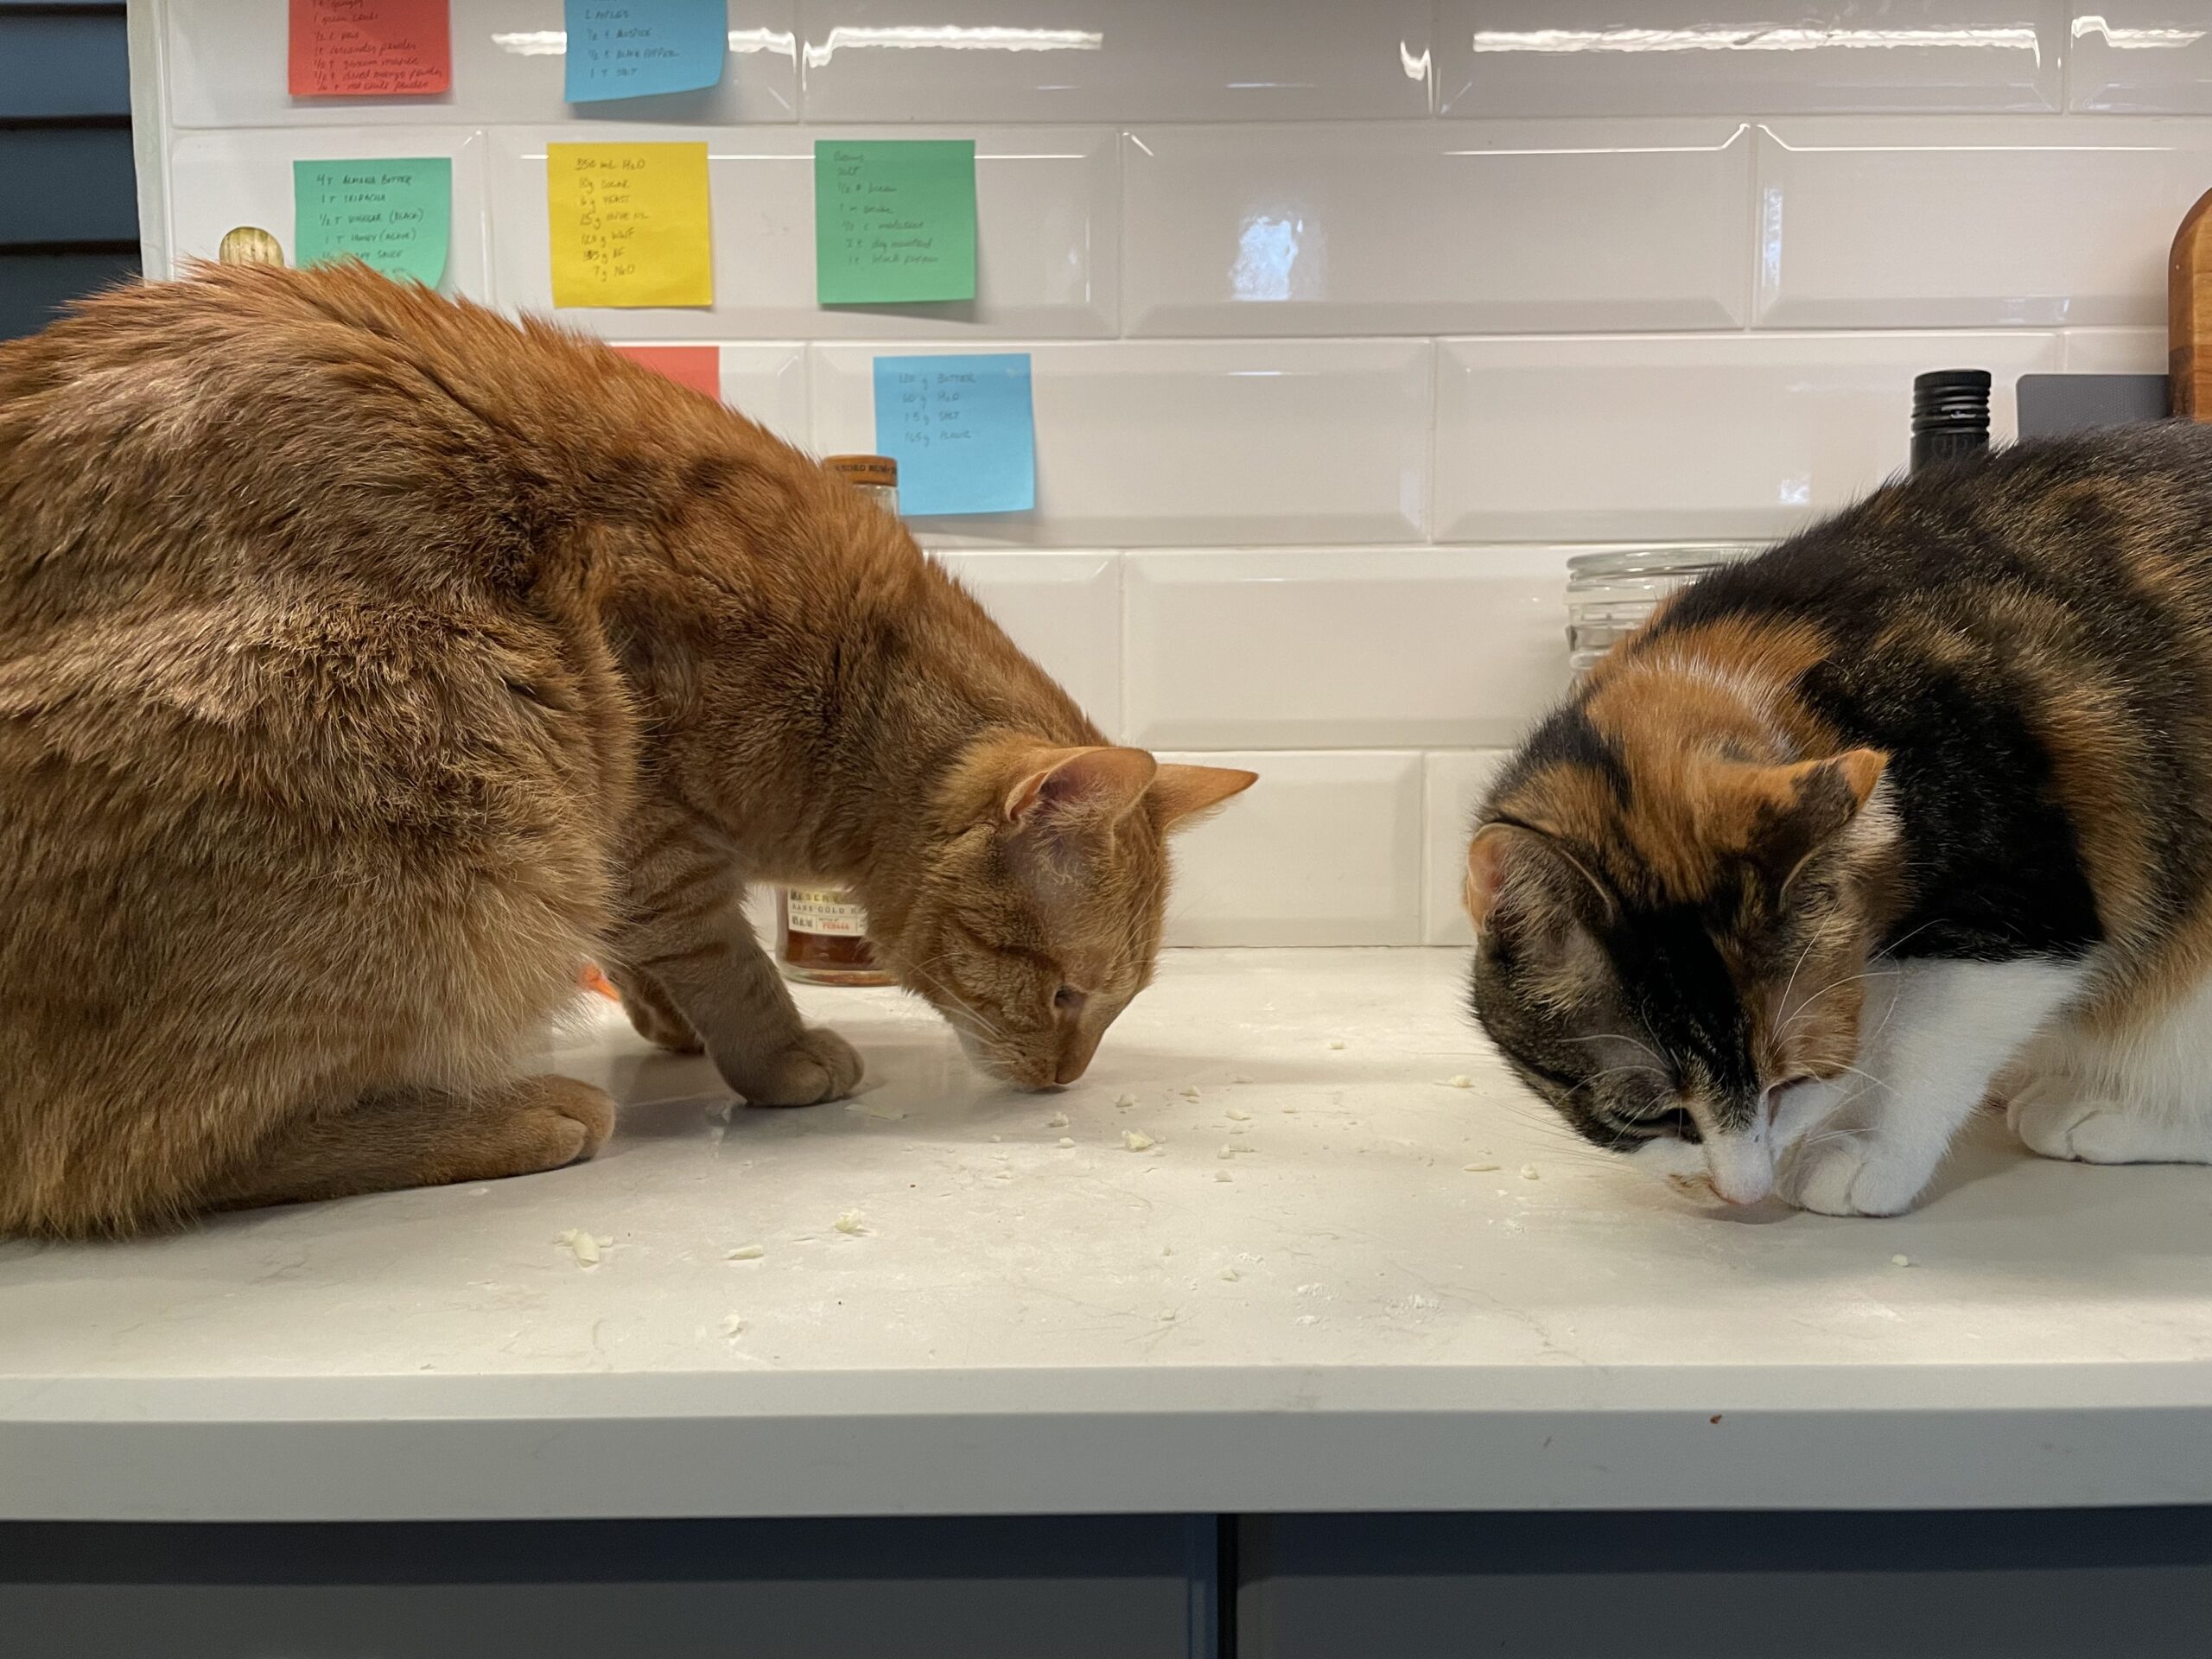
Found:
<box><xmin>787</xmin><ymin>889</ymin><xmax>869</xmax><ymax>938</ymax></box>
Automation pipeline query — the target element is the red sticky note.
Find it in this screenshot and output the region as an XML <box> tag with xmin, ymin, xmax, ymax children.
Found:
<box><xmin>289</xmin><ymin>0</ymin><xmax>452</xmax><ymax>97</ymax></box>
<box><xmin>616</xmin><ymin>346</ymin><xmax>722</xmax><ymax>403</ymax></box>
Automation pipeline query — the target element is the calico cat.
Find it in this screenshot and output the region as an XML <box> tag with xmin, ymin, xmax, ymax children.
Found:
<box><xmin>0</xmin><ymin>264</ymin><xmax>1253</xmax><ymax>1237</ymax></box>
<box><xmin>1466</xmin><ymin>423</ymin><xmax>2212</xmax><ymax>1216</ymax></box>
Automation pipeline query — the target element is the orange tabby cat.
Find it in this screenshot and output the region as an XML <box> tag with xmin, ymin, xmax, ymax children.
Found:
<box><xmin>0</xmin><ymin>264</ymin><xmax>1253</xmax><ymax>1237</ymax></box>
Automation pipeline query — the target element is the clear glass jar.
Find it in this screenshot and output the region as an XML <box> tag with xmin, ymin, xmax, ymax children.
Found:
<box><xmin>777</xmin><ymin>454</ymin><xmax>899</xmax><ymax>988</ymax></box>
<box><xmin>1566</xmin><ymin>545</ymin><xmax>1756</xmax><ymax>677</ymax></box>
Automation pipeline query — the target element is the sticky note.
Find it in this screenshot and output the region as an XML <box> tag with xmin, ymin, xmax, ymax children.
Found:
<box><xmin>288</xmin><ymin>0</ymin><xmax>451</xmax><ymax>97</ymax></box>
<box><xmin>616</xmin><ymin>345</ymin><xmax>721</xmax><ymax>401</ymax></box>
<box><xmin>816</xmin><ymin>141</ymin><xmax>976</xmax><ymax>306</ymax></box>
<box><xmin>872</xmin><ymin>354</ymin><xmax>1034</xmax><ymax>517</ymax></box>
<box><xmin>564</xmin><ymin>0</ymin><xmax>726</xmax><ymax>102</ymax></box>
<box><xmin>293</xmin><ymin>158</ymin><xmax>452</xmax><ymax>287</ymax></box>
<box><xmin>547</xmin><ymin>142</ymin><xmax>712</xmax><ymax>309</ymax></box>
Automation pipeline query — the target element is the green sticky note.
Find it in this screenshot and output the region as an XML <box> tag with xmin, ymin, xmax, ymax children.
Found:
<box><xmin>293</xmin><ymin>157</ymin><xmax>452</xmax><ymax>287</ymax></box>
<box><xmin>814</xmin><ymin>139</ymin><xmax>976</xmax><ymax>306</ymax></box>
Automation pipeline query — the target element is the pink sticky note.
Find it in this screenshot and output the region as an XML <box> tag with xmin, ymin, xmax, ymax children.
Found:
<box><xmin>616</xmin><ymin>346</ymin><xmax>722</xmax><ymax>403</ymax></box>
<box><xmin>289</xmin><ymin>0</ymin><xmax>452</xmax><ymax>97</ymax></box>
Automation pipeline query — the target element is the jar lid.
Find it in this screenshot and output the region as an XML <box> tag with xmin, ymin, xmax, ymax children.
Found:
<box><xmin>823</xmin><ymin>454</ymin><xmax>898</xmax><ymax>487</ymax></box>
<box><xmin>1565</xmin><ymin>544</ymin><xmax>1757</xmax><ymax>583</ymax></box>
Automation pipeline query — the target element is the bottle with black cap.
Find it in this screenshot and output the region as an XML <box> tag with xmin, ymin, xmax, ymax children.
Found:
<box><xmin>1910</xmin><ymin>368</ymin><xmax>1992</xmax><ymax>471</ymax></box>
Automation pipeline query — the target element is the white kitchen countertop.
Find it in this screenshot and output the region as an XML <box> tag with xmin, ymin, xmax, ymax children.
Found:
<box><xmin>3</xmin><ymin>948</ymin><xmax>2209</xmax><ymax>1522</ymax></box>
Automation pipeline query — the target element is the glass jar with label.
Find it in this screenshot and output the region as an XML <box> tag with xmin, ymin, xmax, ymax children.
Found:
<box><xmin>776</xmin><ymin>454</ymin><xmax>899</xmax><ymax>987</ymax></box>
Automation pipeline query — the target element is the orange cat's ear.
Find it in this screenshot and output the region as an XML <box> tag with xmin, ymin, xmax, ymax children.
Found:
<box><xmin>1147</xmin><ymin>764</ymin><xmax>1258</xmax><ymax>831</ymax></box>
<box><xmin>1005</xmin><ymin>747</ymin><xmax>1158</xmax><ymax>827</ymax></box>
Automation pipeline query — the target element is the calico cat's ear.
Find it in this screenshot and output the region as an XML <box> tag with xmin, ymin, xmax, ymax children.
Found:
<box><xmin>1004</xmin><ymin>747</ymin><xmax>1159</xmax><ymax>826</ymax></box>
<box><xmin>1148</xmin><ymin>764</ymin><xmax>1259</xmax><ymax>831</ymax></box>
<box><xmin>1465</xmin><ymin>823</ymin><xmax>1614</xmax><ymax>935</ymax></box>
<box><xmin>1735</xmin><ymin>747</ymin><xmax>1888</xmax><ymax>884</ymax></box>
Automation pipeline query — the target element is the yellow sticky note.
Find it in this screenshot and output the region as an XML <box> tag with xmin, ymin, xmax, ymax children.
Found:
<box><xmin>547</xmin><ymin>141</ymin><xmax>712</xmax><ymax>308</ymax></box>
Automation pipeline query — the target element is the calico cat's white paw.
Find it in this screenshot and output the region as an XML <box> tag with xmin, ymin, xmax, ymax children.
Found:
<box><xmin>725</xmin><ymin>1027</ymin><xmax>865</xmax><ymax>1109</ymax></box>
<box><xmin>2009</xmin><ymin>1078</ymin><xmax>2212</xmax><ymax>1165</ymax></box>
<box><xmin>1780</xmin><ymin>1136</ymin><xmax>1930</xmax><ymax>1217</ymax></box>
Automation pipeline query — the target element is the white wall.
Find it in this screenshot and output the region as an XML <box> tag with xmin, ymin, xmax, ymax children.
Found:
<box><xmin>141</xmin><ymin>1</ymin><xmax>2211</xmax><ymax>945</ymax></box>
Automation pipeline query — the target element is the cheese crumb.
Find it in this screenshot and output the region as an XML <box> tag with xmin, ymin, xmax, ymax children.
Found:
<box><xmin>1058</xmin><ymin>1136</ymin><xmax>1076</xmax><ymax>1148</ymax></box>
<box><xmin>1327</xmin><ymin>1039</ymin><xmax>1347</xmax><ymax>1051</ymax></box>
<box><xmin>1891</xmin><ymin>1254</ymin><xmax>1912</xmax><ymax>1268</ymax></box>
<box><xmin>1446</xmin><ymin>1075</ymin><xmax>1473</xmax><ymax>1089</ymax></box>
<box><xmin>1226</xmin><ymin>1107</ymin><xmax>1251</xmax><ymax>1122</ymax></box>
<box><xmin>1159</xmin><ymin>1309</ymin><xmax>1177</xmax><ymax>1322</ymax></box>
<box><xmin>1214</xmin><ymin>1170</ymin><xmax>1232</xmax><ymax>1183</ymax></box>
<box><xmin>721</xmin><ymin>1314</ymin><xmax>744</xmax><ymax>1338</ymax></box>
<box><xmin>1231</xmin><ymin>1075</ymin><xmax>1254</xmax><ymax>1084</ymax></box>
<box><xmin>556</xmin><ymin>1229</ymin><xmax>601</xmax><ymax>1268</ymax></box>
<box><xmin>726</xmin><ymin>1243</ymin><xmax>766</xmax><ymax>1261</ymax></box>
<box><xmin>1181</xmin><ymin>1086</ymin><xmax>1202</xmax><ymax>1101</ymax></box>
<box><xmin>1217</xmin><ymin>1145</ymin><xmax>1237</xmax><ymax>1160</ymax></box>
<box><xmin>1520</xmin><ymin>1164</ymin><xmax>1541</xmax><ymax>1181</ymax></box>
<box><xmin>1296</xmin><ymin>1314</ymin><xmax>1319</xmax><ymax>1326</ymax></box>
<box><xmin>834</xmin><ymin>1210</ymin><xmax>867</xmax><ymax>1235</ymax></box>
<box><xmin>1116</xmin><ymin>1092</ymin><xmax>1138</xmax><ymax>1109</ymax></box>
<box><xmin>1046</xmin><ymin>1112</ymin><xmax>1069</xmax><ymax>1129</ymax></box>
<box><xmin>1218</xmin><ymin>1267</ymin><xmax>1240</xmax><ymax>1282</ymax></box>
<box><xmin>1464</xmin><ymin>1162</ymin><xmax>1501</xmax><ymax>1173</ymax></box>
<box><xmin>1122</xmin><ymin>1129</ymin><xmax>1155</xmax><ymax>1152</ymax></box>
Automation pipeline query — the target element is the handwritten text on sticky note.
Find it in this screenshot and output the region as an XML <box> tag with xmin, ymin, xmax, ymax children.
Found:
<box><xmin>873</xmin><ymin>354</ymin><xmax>1034</xmax><ymax>517</ymax></box>
<box><xmin>816</xmin><ymin>141</ymin><xmax>977</xmax><ymax>306</ymax></box>
<box><xmin>564</xmin><ymin>0</ymin><xmax>726</xmax><ymax>102</ymax></box>
<box><xmin>288</xmin><ymin>0</ymin><xmax>452</xmax><ymax>97</ymax></box>
<box><xmin>293</xmin><ymin>158</ymin><xmax>452</xmax><ymax>287</ymax></box>
<box><xmin>615</xmin><ymin>346</ymin><xmax>721</xmax><ymax>401</ymax></box>
<box><xmin>547</xmin><ymin>142</ymin><xmax>713</xmax><ymax>308</ymax></box>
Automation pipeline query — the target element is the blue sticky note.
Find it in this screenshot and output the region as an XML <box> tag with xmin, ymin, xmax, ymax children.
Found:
<box><xmin>872</xmin><ymin>354</ymin><xmax>1036</xmax><ymax>518</ymax></box>
<box><xmin>564</xmin><ymin>0</ymin><xmax>725</xmax><ymax>102</ymax></box>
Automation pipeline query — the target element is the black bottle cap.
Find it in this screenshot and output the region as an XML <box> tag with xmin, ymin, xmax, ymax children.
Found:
<box><xmin>1912</xmin><ymin>368</ymin><xmax>1993</xmax><ymax>429</ymax></box>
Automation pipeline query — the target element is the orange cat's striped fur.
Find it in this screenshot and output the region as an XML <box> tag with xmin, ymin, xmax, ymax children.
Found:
<box><xmin>0</xmin><ymin>264</ymin><xmax>1253</xmax><ymax>1237</ymax></box>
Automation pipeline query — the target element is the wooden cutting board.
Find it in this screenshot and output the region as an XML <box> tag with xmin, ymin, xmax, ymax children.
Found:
<box><xmin>2176</xmin><ymin>185</ymin><xmax>2212</xmax><ymax>419</ymax></box>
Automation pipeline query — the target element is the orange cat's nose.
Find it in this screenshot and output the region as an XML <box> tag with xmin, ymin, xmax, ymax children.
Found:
<box><xmin>1053</xmin><ymin>1052</ymin><xmax>1091</xmax><ymax>1085</ymax></box>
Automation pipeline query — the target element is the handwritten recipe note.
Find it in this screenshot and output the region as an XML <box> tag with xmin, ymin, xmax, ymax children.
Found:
<box><xmin>872</xmin><ymin>354</ymin><xmax>1034</xmax><ymax>517</ymax></box>
<box><xmin>293</xmin><ymin>158</ymin><xmax>451</xmax><ymax>286</ymax></box>
<box><xmin>563</xmin><ymin>0</ymin><xmax>726</xmax><ymax>102</ymax></box>
<box><xmin>816</xmin><ymin>141</ymin><xmax>977</xmax><ymax>306</ymax></box>
<box><xmin>288</xmin><ymin>0</ymin><xmax>451</xmax><ymax>97</ymax></box>
<box><xmin>546</xmin><ymin>142</ymin><xmax>712</xmax><ymax>308</ymax></box>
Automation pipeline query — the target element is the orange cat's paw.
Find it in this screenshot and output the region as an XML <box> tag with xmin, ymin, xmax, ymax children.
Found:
<box><xmin>727</xmin><ymin>1027</ymin><xmax>864</xmax><ymax>1109</ymax></box>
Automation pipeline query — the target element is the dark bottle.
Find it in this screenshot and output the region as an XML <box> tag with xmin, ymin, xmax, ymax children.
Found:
<box><xmin>1910</xmin><ymin>369</ymin><xmax>1992</xmax><ymax>472</ymax></box>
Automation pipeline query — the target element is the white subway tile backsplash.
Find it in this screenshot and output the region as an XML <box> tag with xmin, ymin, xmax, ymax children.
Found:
<box><xmin>1436</xmin><ymin>0</ymin><xmax>2065</xmax><ymax>117</ymax></box>
<box><xmin>1434</xmin><ymin>331</ymin><xmax>2060</xmax><ymax>543</ymax></box>
<box><xmin>1756</xmin><ymin>118</ymin><xmax>2212</xmax><ymax>329</ymax></box>
<box><xmin>165</xmin><ymin>0</ymin><xmax>800</xmax><ymax>129</ymax></box>
<box><xmin>168</xmin><ymin>129</ymin><xmax>493</xmax><ymax>299</ymax></box>
<box><xmin>1157</xmin><ymin>751</ymin><xmax>1424</xmax><ymax>947</ymax></box>
<box><xmin>2056</xmin><ymin>328</ymin><xmax>2172</xmax><ymax>375</ymax></box>
<box><xmin>810</xmin><ymin>340</ymin><xmax>1432</xmax><ymax>547</ymax></box>
<box><xmin>1122</xmin><ymin>121</ymin><xmax>1751</xmax><ymax>338</ymax></box>
<box><xmin>487</xmin><ymin>126</ymin><xmax>1117</xmax><ymax>340</ymax></box>
<box><xmin>929</xmin><ymin>551</ymin><xmax>1123</xmax><ymax>739</ymax></box>
<box><xmin>2068</xmin><ymin>6</ymin><xmax>2212</xmax><ymax>112</ymax></box>
<box><xmin>1422</xmin><ymin>750</ymin><xmax>1511</xmax><ymax>947</ymax></box>
<box><xmin>796</xmin><ymin>0</ymin><xmax>1434</xmax><ymax>125</ymax></box>
<box><xmin>715</xmin><ymin>344</ymin><xmax>812</xmax><ymax>445</ymax></box>
<box><xmin>1123</xmin><ymin>549</ymin><xmax>1570</xmax><ymax>751</ymax></box>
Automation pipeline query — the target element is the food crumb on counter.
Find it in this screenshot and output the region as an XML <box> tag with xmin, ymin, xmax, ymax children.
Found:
<box><xmin>726</xmin><ymin>1243</ymin><xmax>766</xmax><ymax>1261</ymax></box>
<box><xmin>1520</xmin><ymin>1165</ymin><xmax>1541</xmax><ymax>1181</ymax></box>
<box><xmin>1464</xmin><ymin>1162</ymin><xmax>1501</xmax><ymax>1173</ymax></box>
<box><xmin>1891</xmin><ymin>1254</ymin><xmax>1912</xmax><ymax>1268</ymax></box>
<box><xmin>834</xmin><ymin>1210</ymin><xmax>867</xmax><ymax>1235</ymax></box>
<box><xmin>1122</xmin><ymin>1129</ymin><xmax>1156</xmax><ymax>1152</ymax></box>
<box><xmin>556</xmin><ymin>1229</ymin><xmax>603</xmax><ymax>1268</ymax></box>
<box><xmin>1446</xmin><ymin>1075</ymin><xmax>1473</xmax><ymax>1089</ymax></box>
